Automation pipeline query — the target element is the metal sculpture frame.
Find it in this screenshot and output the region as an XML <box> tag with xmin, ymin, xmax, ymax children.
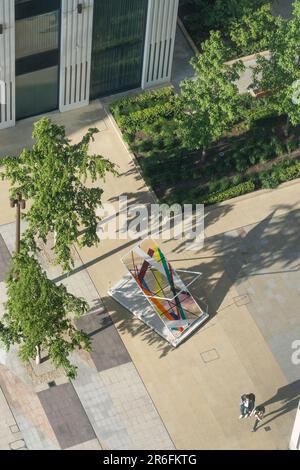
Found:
<box><xmin>108</xmin><ymin>239</ymin><xmax>209</xmax><ymax>347</ymax></box>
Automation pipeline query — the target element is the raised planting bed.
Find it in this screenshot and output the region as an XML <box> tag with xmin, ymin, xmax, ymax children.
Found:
<box><xmin>110</xmin><ymin>87</ymin><xmax>300</xmax><ymax>206</ymax></box>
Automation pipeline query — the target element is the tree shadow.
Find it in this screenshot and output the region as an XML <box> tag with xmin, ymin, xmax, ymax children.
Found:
<box><xmin>100</xmin><ymin>294</ymin><xmax>174</xmax><ymax>359</ymax></box>
<box><xmin>179</xmin><ymin>204</ymin><xmax>300</xmax><ymax>314</ymax></box>
<box><xmin>70</xmin><ymin>201</ymin><xmax>300</xmax><ymax>363</ymax></box>
<box><xmin>53</xmin><ymin>238</ymin><xmax>138</xmax><ymax>283</ymax></box>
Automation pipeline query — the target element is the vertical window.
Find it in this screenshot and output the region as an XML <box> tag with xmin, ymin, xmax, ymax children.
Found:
<box><xmin>15</xmin><ymin>0</ymin><xmax>61</xmax><ymax>120</ymax></box>
<box><xmin>90</xmin><ymin>0</ymin><xmax>148</xmax><ymax>98</ymax></box>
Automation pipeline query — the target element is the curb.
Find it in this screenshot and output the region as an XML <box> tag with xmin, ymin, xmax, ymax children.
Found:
<box><xmin>102</xmin><ymin>103</ymin><xmax>160</xmax><ymax>205</ymax></box>
<box><xmin>102</xmin><ymin>98</ymin><xmax>300</xmax><ymax>212</ymax></box>
<box><xmin>177</xmin><ymin>16</ymin><xmax>270</xmax><ymax>66</ymax></box>
<box><xmin>177</xmin><ymin>17</ymin><xmax>199</xmax><ymax>56</ymax></box>
<box><xmin>206</xmin><ymin>176</ymin><xmax>300</xmax><ymax>209</ymax></box>
<box><xmin>225</xmin><ymin>50</ymin><xmax>270</xmax><ymax>66</ymax></box>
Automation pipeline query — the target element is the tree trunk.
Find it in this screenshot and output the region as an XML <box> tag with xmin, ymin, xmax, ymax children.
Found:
<box><xmin>35</xmin><ymin>345</ymin><xmax>41</xmax><ymax>365</ymax></box>
<box><xmin>284</xmin><ymin>115</ymin><xmax>290</xmax><ymax>137</ymax></box>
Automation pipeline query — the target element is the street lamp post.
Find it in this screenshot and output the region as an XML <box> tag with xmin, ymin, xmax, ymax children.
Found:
<box><xmin>10</xmin><ymin>193</ymin><xmax>26</xmax><ymax>254</ymax></box>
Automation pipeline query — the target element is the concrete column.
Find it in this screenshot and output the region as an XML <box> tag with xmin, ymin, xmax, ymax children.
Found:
<box><xmin>290</xmin><ymin>400</ymin><xmax>300</xmax><ymax>450</ymax></box>
<box><xmin>59</xmin><ymin>0</ymin><xmax>94</xmax><ymax>112</ymax></box>
<box><xmin>141</xmin><ymin>0</ymin><xmax>179</xmax><ymax>89</ymax></box>
<box><xmin>0</xmin><ymin>0</ymin><xmax>15</xmax><ymax>130</ymax></box>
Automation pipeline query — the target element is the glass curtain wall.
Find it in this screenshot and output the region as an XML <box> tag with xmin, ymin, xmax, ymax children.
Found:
<box><xmin>90</xmin><ymin>0</ymin><xmax>148</xmax><ymax>98</ymax></box>
<box><xmin>15</xmin><ymin>0</ymin><xmax>61</xmax><ymax>120</ymax></box>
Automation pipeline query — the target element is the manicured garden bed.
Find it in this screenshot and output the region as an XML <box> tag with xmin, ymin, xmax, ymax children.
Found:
<box><xmin>110</xmin><ymin>87</ymin><xmax>300</xmax><ymax>206</ymax></box>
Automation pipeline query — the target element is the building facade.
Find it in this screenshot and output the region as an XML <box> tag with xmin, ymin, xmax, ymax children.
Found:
<box><xmin>0</xmin><ymin>0</ymin><xmax>179</xmax><ymax>129</ymax></box>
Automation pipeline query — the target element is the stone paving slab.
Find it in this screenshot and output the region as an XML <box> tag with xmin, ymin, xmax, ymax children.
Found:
<box><xmin>2</xmin><ymin>95</ymin><xmax>299</xmax><ymax>449</ymax></box>
<box><xmin>72</xmin><ymin>355</ymin><xmax>174</xmax><ymax>450</ymax></box>
<box><xmin>0</xmin><ymin>385</ymin><xmax>25</xmax><ymax>450</ymax></box>
<box><xmin>207</xmin><ymin>209</ymin><xmax>300</xmax><ymax>384</ymax></box>
<box><xmin>66</xmin><ymin>438</ymin><xmax>102</xmax><ymax>450</ymax></box>
<box><xmin>0</xmin><ymin>235</ymin><xmax>11</xmax><ymax>282</ymax></box>
<box><xmin>76</xmin><ymin>309</ymin><xmax>131</xmax><ymax>372</ymax></box>
<box><xmin>38</xmin><ymin>383</ymin><xmax>96</xmax><ymax>450</ymax></box>
<box><xmin>0</xmin><ymin>366</ymin><xmax>60</xmax><ymax>449</ymax></box>
<box><xmin>0</xmin><ymin>221</ymin><xmax>173</xmax><ymax>450</ymax></box>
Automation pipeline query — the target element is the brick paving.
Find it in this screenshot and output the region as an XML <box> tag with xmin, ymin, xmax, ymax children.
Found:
<box><xmin>0</xmin><ymin>385</ymin><xmax>26</xmax><ymax>450</ymax></box>
<box><xmin>0</xmin><ymin>235</ymin><xmax>11</xmax><ymax>282</ymax></box>
<box><xmin>76</xmin><ymin>309</ymin><xmax>131</xmax><ymax>373</ymax></box>
<box><xmin>2</xmin><ymin>93</ymin><xmax>299</xmax><ymax>449</ymax></box>
<box><xmin>38</xmin><ymin>383</ymin><xmax>96</xmax><ymax>449</ymax></box>
<box><xmin>0</xmin><ymin>222</ymin><xmax>174</xmax><ymax>450</ymax></box>
<box><xmin>72</xmin><ymin>355</ymin><xmax>173</xmax><ymax>450</ymax></box>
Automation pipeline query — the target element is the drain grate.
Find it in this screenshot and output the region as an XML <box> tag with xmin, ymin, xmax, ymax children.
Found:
<box><xmin>200</xmin><ymin>348</ymin><xmax>220</xmax><ymax>363</ymax></box>
<box><xmin>9</xmin><ymin>424</ymin><xmax>20</xmax><ymax>434</ymax></box>
<box><xmin>233</xmin><ymin>294</ymin><xmax>251</xmax><ymax>307</ymax></box>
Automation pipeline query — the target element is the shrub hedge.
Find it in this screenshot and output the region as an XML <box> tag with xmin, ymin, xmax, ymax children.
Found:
<box><xmin>109</xmin><ymin>86</ymin><xmax>300</xmax><ymax>207</ymax></box>
<box><xmin>199</xmin><ymin>181</ymin><xmax>255</xmax><ymax>204</ymax></box>
<box><xmin>199</xmin><ymin>159</ymin><xmax>300</xmax><ymax>205</ymax></box>
<box><xmin>257</xmin><ymin>159</ymin><xmax>300</xmax><ymax>189</ymax></box>
<box><xmin>117</xmin><ymin>100</ymin><xmax>178</xmax><ymax>133</ymax></box>
<box><xmin>110</xmin><ymin>87</ymin><xmax>174</xmax><ymax>119</ymax></box>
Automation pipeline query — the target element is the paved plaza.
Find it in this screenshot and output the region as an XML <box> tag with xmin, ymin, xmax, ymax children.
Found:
<box><xmin>0</xmin><ymin>96</ymin><xmax>300</xmax><ymax>449</ymax></box>
<box><xmin>0</xmin><ymin>221</ymin><xmax>174</xmax><ymax>450</ymax></box>
<box><xmin>1</xmin><ymin>11</ymin><xmax>300</xmax><ymax>446</ymax></box>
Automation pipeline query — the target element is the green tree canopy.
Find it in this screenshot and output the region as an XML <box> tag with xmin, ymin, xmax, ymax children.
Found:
<box><xmin>229</xmin><ymin>3</ymin><xmax>275</xmax><ymax>56</ymax></box>
<box><xmin>252</xmin><ymin>1</ymin><xmax>300</xmax><ymax>133</ymax></box>
<box><xmin>0</xmin><ymin>118</ymin><xmax>117</xmax><ymax>271</ymax></box>
<box><xmin>177</xmin><ymin>31</ymin><xmax>244</xmax><ymax>156</ymax></box>
<box><xmin>0</xmin><ymin>250</ymin><xmax>91</xmax><ymax>379</ymax></box>
<box><xmin>179</xmin><ymin>0</ymin><xmax>270</xmax><ymax>55</ymax></box>
<box><xmin>180</xmin><ymin>0</ymin><xmax>269</xmax><ymax>32</ymax></box>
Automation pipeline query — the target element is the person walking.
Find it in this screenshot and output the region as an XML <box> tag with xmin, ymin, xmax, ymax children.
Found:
<box><xmin>247</xmin><ymin>393</ymin><xmax>256</xmax><ymax>416</ymax></box>
<box><xmin>239</xmin><ymin>394</ymin><xmax>249</xmax><ymax>418</ymax></box>
<box><xmin>251</xmin><ymin>405</ymin><xmax>266</xmax><ymax>432</ymax></box>
<box><xmin>239</xmin><ymin>393</ymin><xmax>256</xmax><ymax>418</ymax></box>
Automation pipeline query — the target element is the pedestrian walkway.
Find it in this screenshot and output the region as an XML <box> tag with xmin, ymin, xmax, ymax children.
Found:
<box><xmin>171</xmin><ymin>25</ymin><xmax>195</xmax><ymax>91</ymax></box>
<box><xmin>0</xmin><ymin>222</ymin><xmax>174</xmax><ymax>450</ymax></box>
<box><xmin>0</xmin><ymin>385</ymin><xmax>26</xmax><ymax>450</ymax></box>
<box><xmin>272</xmin><ymin>0</ymin><xmax>294</xmax><ymax>19</ymax></box>
<box><xmin>1</xmin><ymin>98</ymin><xmax>300</xmax><ymax>449</ymax></box>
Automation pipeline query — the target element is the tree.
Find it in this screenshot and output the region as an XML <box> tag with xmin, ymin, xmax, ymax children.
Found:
<box><xmin>0</xmin><ymin>250</ymin><xmax>91</xmax><ymax>379</ymax></box>
<box><xmin>251</xmin><ymin>1</ymin><xmax>300</xmax><ymax>136</ymax></box>
<box><xmin>229</xmin><ymin>3</ymin><xmax>275</xmax><ymax>56</ymax></box>
<box><xmin>204</xmin><ymin>0</ymin><xmax>268</xmax><ymax>31</ymax></box>
<box><xmin>0</xmin><ymin>118</ymin><xmax>117</xmax><ymax>271</ymax></box>
<box><xmin>177</xmin><ymin>31</ymin><xmax>244</xmax><ymax>159</ymax></box>
<box><xmin>179</xmin><ymin>0</ymin><xmax>269</xmax><ymax>43</ymax></box>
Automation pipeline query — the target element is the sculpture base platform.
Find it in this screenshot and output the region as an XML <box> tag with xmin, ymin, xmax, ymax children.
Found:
<box><xmin>108</xmin><ymin>274</ymin><xmax>209</xmax><ymax>347</ymax></box>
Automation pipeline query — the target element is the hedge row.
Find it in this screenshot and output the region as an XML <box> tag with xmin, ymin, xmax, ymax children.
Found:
<box><xmin>199</xmin><ymin>160</ymin><xmax>300</xmax><ymax>205</ymax></box>
<box><xmin>117</xmin><ymin>100</ymin><xmax>178</xmax><ymax>133</ymax></box>
<box><xmin>257</xmin><ymin>159</ymin><xmax>300</xmax><ymax>188</ymax></box>
<box><xmin>199</xmin><ymin>181</ymin><xmax>256</xmax><ymax>204</ymax></box>
<box><xmin>110</xmin><ymin>87</ymin><xmax>174</xmax><ymax>118</ymax></box>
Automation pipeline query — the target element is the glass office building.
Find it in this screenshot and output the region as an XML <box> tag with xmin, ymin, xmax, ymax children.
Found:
<box><xmin>0</xmin><ymin>0</ymin><xmax>179</xmax><ymax>129</ymax></box>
